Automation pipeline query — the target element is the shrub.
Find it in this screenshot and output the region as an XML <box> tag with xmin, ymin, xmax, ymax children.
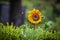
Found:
<box><xmin>0</xmin><ymin>23</ymin><xmax>60</xmax><ymax>40</ymax></box>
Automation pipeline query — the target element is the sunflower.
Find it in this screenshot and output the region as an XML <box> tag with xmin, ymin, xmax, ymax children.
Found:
<box><xmin>28</xmin><ymin>9</ymin><xmax>42</xmax><ymax>24</ymax></box>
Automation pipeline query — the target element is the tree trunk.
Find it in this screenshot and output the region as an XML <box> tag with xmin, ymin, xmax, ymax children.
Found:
<box><xmin>10</xmin><ymin>0</ymin><xmax>23</xmax><ymax>26</ymax></box>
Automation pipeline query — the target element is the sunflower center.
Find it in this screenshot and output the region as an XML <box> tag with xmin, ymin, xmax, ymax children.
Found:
<box><xmin>32</xmin><ymin>14</ymin><xmax>39</xmax><ymax>21</ymax></box>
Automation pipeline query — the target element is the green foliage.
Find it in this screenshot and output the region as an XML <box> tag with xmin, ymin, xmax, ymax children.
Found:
<box><xmin>51</xmin><ymin>17</ymin><xmax>60</xmax><ymax>31</ymax></box>
<box><xmin>0</xmin><ymin>23</ymin><xmax>60</xmax><ymax>40</ymax></box>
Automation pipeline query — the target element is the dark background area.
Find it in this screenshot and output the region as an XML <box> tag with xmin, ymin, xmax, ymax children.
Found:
<box><xmin>0</xmin><ymin>0</ymin><xmax>26</xmax><ymax>26</ymax></box>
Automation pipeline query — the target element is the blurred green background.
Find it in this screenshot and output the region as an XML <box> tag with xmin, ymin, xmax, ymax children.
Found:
<box><xmin>22</xmin><ymin>0</ymin><xmax>60</xmax><ymax>31</ymax></box>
